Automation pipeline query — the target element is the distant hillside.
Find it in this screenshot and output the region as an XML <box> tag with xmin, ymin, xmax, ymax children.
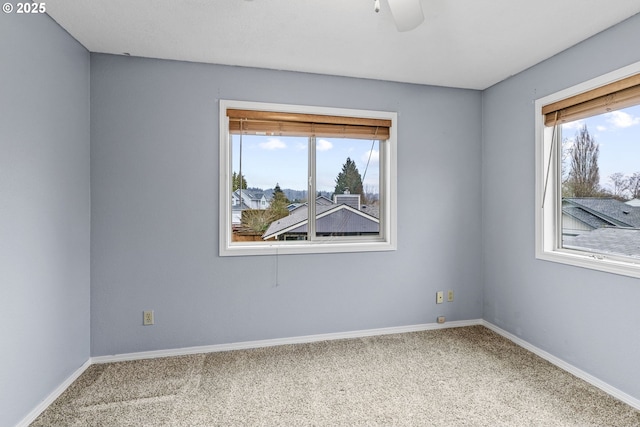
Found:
<box><xmin>249</xmin><ymin>187</ymin><xmax>378</xmax><ymax>204</ymax></box>
<box><xmin>251</xmin><ymin>187</ymin><xmax>330</xmax><ymax>203</ymax></box>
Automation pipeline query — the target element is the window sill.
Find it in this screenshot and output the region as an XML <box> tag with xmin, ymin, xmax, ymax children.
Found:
<box><xmin>220</xmin><ymin>240</ymin><xmax>397</xmax><ymax>257</ymax></box>
<box><xmin>536</xmin><ymin>248</ymin><xmax>640</xmax><ymax>279</ymax></box>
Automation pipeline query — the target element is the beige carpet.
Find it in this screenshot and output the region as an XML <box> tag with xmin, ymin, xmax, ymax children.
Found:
<box><xmin>32</xmin><ymin>326</ymin><xmax>640</xmax><ymax>426</ymax></box>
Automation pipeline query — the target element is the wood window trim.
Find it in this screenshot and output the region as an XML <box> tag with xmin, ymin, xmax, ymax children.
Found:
<box><xmin>227</xmin><ymin>108</ymin><xmax>391</xmax><ymax>140</ymax></box>
<box><xmin>542</xmin><ymin>73</ymin><xmax>640</xmax><ymax>126</ymax></box>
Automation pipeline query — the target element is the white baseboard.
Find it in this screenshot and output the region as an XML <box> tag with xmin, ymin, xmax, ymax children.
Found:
<box><xmin>16</xmin><ymin>358</ymin><xmax>92</xmax><ymax>427</ymax></box>
<box><xmin>481</xmin><ymin>320</ymin><xmax>640</xmax><ymax>411</ymax></box>
<box><xmin>91</xmin><ymin>319</ymin><xmax>482</xmax><ymax>364</ymax></box>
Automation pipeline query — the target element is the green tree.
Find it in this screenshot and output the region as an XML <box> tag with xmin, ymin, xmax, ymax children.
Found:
<box><xmin>241</xmin><ymin>209</ymin><xmax>272</xmax><ymax>234</ymax></box>
<box><xmin>232</xmin><ymin>171</ymin><xmax>247</xmax><ymax>191</ymax></box>
<box><xmin>267</xmin><ymin>183</ymin><xmax>290</xmax><ymax>220</ymax></box>
<box><xmin>240</xmin><ymin>184</ymin><xmax>290</xmax><ymax>234</ymax></box>
<box><xmin>564</xmin><ymin>124</ymin><xmax>601</xmax><ymax>197</ymax></box>
<box><xmin>334</xmin><ymin>157</ymin><xmax>364</xmax><ymax>198</ymax></box>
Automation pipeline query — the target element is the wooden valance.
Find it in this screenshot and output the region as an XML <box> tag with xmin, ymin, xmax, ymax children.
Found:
<box><xmin>227</xmin><ymin>109</ymin><xmax>391</xmax><ymax>140</ymax></box>
<box><xmin>543</xmin><ymin>73</ymin><xmax>640</xmax><ymax>126</ymax></box>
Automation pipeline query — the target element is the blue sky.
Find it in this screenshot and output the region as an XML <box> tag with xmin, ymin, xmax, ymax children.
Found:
<box><xmin>232</xmin><ymin>135</ymin><xmax>380</xmax><ymax>194</ymax></box>
<box><xmin>562</xmin><ymin>104</ymin><xmax>640</xmax><ymax>193</ymax></box>
<box><xmin>233</xmin><ymin>104</ymin><xmax>639</xmax><ymax>197</ymax></box>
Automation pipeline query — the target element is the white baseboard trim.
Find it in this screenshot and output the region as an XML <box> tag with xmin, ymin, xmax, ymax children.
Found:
<box><xmin>16</xmin><ymin>358</ymin><xmax>92</xmax><ymax>427</ymax></box>
<box><xmin>481</xmin><ymin>320</ymin><xmax>640</xmax><ymax>411</ymax></box>
<box><xmin>91</xmin><ymin>319</ymin><xmax>482</xmax><ymax>364</ymax></box>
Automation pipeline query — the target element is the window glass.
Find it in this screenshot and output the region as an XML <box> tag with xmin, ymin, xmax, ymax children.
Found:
<box><xmin>231</xmin><ymin>135</ymin><xmax>307</xmax><ymax>242</ymax></box>
<box><xmin>315</xmin><ymin>138</ymin><xmax>380</xmax><ymax>238</ymax></box>
<box><xmin>560</xmin><ymin>105</ymin><xmax>640</xmax><ymax>260</ymax></box>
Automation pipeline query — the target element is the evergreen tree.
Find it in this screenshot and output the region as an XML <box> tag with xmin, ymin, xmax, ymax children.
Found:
<box><xmin>240</xmin><ymin>183</ymin><xmax>290</xmax><ymax>234</ymax></box>
<box><xmin>267</xmin><ymin>183</ymin><xmax>290</xmax><ymax>220</ymax></box>
<box><xmin>232</xmin><ymin>171</ymin><xmax>247</xmax><ymax>191</ymax></box>
<box><xmin>334</xmin><ymin>157</ymin><xmax>364</xmax><ymax>198</ymax></box>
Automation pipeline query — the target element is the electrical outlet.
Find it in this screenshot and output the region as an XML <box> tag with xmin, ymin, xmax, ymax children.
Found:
<box><xmin>447</xmin><ymin>290</ymin><xmax>454</xmax><ymax>302</ymax></box>
<box><xmin>436</xmin><ymin>291</ymin><xmax>444</xmax><ymax>304</ymax></box>
<box><xmin>143</xmin><ymin>310</ymin><xmax>154</xmax><ymax>326</ymax></box>
<box><xmin>437</xmin><ymin>316</ymin><xmax>446</xmax><ymax>324</ymax></box>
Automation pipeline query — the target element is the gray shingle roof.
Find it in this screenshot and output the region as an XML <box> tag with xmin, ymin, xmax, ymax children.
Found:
<box><xmin>563</xmin><ymin>228</ymin><xmax>640</xmax><ymax>260</ymax></box>
<box><xmin>294</xmin><ymin>208</ymin><xmax>379</xmax><ymax>235</ymax></box>
<box><xmin>232</xmin><ymin>202</ymin><xmax>252</xmax><ymax>210</ymax></box>
<box><xmin>262</xmin><ymin>203</ymin><xmax>379</xmax><ymax>240</ymax></box>
<box><xmin>563</xmin><ymin>206</ymin><xmax>613</xmax><ymax>229</ymax></box>
<box><xmin>360</xmin><ymin>204</ymin><xmax>379</xmax><ymax>219</ymax></box>
<box><xmin>316</xmin><ymin>196</ymin><xmax>334</xmax><ymax>206</ymax></box>
<box><xmin>563</xmin><ymin>198</ymin><xmax>640</xmax><ymax>228</ymax></box>
<box><xmin>233</xmin><ymin>189</ymin><xmax>264</xmax><ymax>201</ymax></box>
<box><xmin>264</xmin><ymin>205</ymin><xmax>312</xmax><ymax>236</ymax></box>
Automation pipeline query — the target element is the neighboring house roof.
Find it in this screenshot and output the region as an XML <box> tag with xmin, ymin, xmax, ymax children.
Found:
<box><xmin>563</xmin><ymin>228</ymin><xmax>640</xmax><ymax>260</ymax></box>
<box><xmin>233</xmin><ymin>189</ymin><xmax>265</xmax><ymax>201</ymax></box>
<box><xmin>360</xmin><ymin>204</ymin><xmax>379</xmax><ymax>219</ymax></box>
<box><xmin>562</xmin><ymin>206</ymin><xmax>614</xmax><ymax>230</ymax></box>
<box><xmin>287</xmin><ymin>203</ymin><xmax>302</xmax><ymax>209</ymax></box>
<box><xmin>289</xmin><ymin>196</ymin><xmax>346</xmax><ymax>214</ymax></box>
<box><xmin>267</xmin><ymin>204</ymin><xmax>313</xmax><ymax>235</ymax></box>
<box><xmin>316</xmin><ymin>196</ymin><xmax>334</xmax><ymax>206</ymax></box>
<box><xmin>562</xmin><ymin>198</ymin><xmax>640</xmax><ymax>228</ymax></box>
<box><xmin>315</xmin><ymin>206</ymin><xmax>379</xmax><ymax>234</ymax></box>
<box><xmin>232</xmin><ymin>201</ymin><xmax>252</xmax><ymax>210</ymax></box>
<box><xmin>263</xmin><ymin>203</ymin><xmax>379</xmax><ymax>240</ymax></box>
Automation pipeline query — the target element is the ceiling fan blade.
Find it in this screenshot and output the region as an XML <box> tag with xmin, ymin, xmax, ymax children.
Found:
<box><xmin>387</xmin><ymin>0</ymin><xmax>424</xmax><ymax>32</ymax></box>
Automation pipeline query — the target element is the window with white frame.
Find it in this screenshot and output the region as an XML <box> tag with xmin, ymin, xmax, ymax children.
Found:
<box><xmin>535</xmin><ymin>62</ymin><xmax>640</xmax><ymax>278</ymax></box>
<box><xmin>219</xmin><ymin>100</ymin><xmax>397</xmax><ymax>256</ymax></box>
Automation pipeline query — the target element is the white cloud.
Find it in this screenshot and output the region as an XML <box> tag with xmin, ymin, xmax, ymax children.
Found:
<box><xmin>316</xmin><ymin>139</ymin><xmax>333</xmax><ymax>151</ymax></box>
<box><xmin>562</xmin><ymin>119</ymin><xmax>585</xmax><ymax>130</ymax></box>
<box><xmin>362</xmin><ymin>149</ymin><xmax>379</xmax><ymax>165</ymax></box>
<box><xmin>259</xmin><ymin>138</ymin><xmax>286</xmax><ymax>150</ymax></box>
<box><xmin>606</xmin><ymin>110</ymin><xmax>640</xmax><ymax>128</ymax></box>
<box><xmin>596</xmin><ymin>125</ymin><xmax>607</xmax><ymax>132</ymax></box>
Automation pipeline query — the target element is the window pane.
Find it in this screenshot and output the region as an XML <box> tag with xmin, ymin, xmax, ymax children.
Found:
<box><xmin>231</xmin><ymin>135</ymin><xmax>308</xmax><ymax>242</ymax></box>
<box><xmin>221</xmin><ymin>99</ymin><xmax>397</xmax><ymax>256</ymax></box>
<box><xmin>315</xmin><ymin>138</ymin><xmax>380</xmax><ymax>238</ymax></box>
<box><xmin>560</xmin><ymin>104</ymin><xmax>640</xmax><ymax>259</ymax></box>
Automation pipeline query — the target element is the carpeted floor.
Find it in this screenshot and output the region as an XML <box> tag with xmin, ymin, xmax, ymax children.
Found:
<box><xmin>31</xmin><ymin>326</ymin><xmax>640</xmax><ymax>426</ymax></box>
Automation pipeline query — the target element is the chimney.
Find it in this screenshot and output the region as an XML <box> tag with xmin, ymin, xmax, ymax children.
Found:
<box><xmin>334</xmin><ymin>193</ymin><xmax>361</xmax><ymax>210</ymax></box>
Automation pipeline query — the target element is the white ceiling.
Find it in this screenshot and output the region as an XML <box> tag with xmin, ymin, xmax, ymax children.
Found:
<box><xmin>45</xmin><ymin>0</ymin><xmax>640</xmax><ymax>90</ymax></box>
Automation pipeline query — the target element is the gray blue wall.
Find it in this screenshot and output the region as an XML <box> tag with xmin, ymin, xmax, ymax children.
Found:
<box><xmin>90</xmin><ymin>54</ymin><xmax>484</xmax><ymax>357</ymax></box>
<box><xmin>0</xmin><ymin>6</ymin><xmax>90</xmax><ymax>427</ymax></box>
<box><xmin>482</xmin><ymin>13</ymin><xmax>640</xmax><ymax>400</ymax></box>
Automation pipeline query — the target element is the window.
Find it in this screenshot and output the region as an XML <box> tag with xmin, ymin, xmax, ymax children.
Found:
<box><xmin>535</xmin><ymin>62</ymin><xmax>640</xmax><ymax>278</ymax></box>
<box><xmin>219</xmin><ymin>100</ymin><xmax>397</xmax><ymax>256</ymax></box>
